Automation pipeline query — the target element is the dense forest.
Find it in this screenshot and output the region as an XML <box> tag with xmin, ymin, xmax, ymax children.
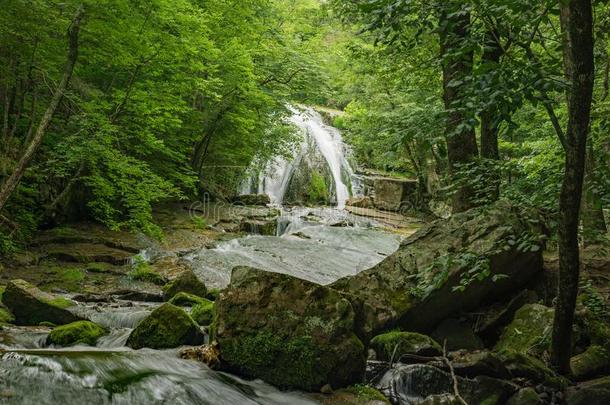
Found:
<box><xmin>0</xmin><ymin>0</ymin><xmax>609</xmax><ymax>404</ymax></box>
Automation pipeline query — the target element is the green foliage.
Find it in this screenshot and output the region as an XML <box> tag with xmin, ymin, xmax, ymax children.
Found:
<box><xmin>0</xmin><ymin>0</ymin><xmax>337</xmax><ymax>244</ymax></box>
<box><xmin>579</xmin><ymin>280</ymin><xmax>609</xmax><ymax>321</ymax></box>
<box><xmin>307</xmin><ymin>171</ymin><xmax>330</xmax><ymax>205</ymax></box>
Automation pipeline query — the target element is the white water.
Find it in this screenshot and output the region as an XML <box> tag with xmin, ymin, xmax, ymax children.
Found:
<box><xmin>244</xmin><ymin>106</ymin><xmax>354</xmax><ymax>208</ymax></box>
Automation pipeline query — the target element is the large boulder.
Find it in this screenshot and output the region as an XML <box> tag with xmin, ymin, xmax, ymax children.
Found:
<box><xmin>331</xmin><ymin>201</ymin><xmax>545</xmax><ymax>338</ymax></box>
<box><xmin>162</xmin><ymin>270</ymin><xmax>207</xmax><ymax>301</ymax></box>
<box><xmin>214</xmin><ymin>267</ymin><xmax>366</xmax><ymax>391</ymax></box>
<box><xmin>372</xmin><ymin>177</ymin><xmax>417</xmax><ymax>212</ymax></box>
<box><xmin>2</xmin><ymin>279</ymin><xmax>83</xmax><ymax>325</ymax></box>
<box><xmin>126</xmin><ymin>303</ymin><xmax>204</xmax><ymax>349</ymax></box>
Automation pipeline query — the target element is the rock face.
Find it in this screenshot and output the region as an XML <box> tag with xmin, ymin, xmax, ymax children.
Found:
<box><xmin>126</xmin><ymin>303</ymin><xmax>204</xmax><ymax>349</ymax></box>
<box><xmin>46</xmin><ymin>321</ymin><xmax>107</xmax><ymax>346</ymax></box>
<box><xmin>3</xmin><ymin>279</ymin><xmax>83</xmax><ymax>325</ymax></box>
<box><xmin>372</xmin><ymin>177</ymin><xmax>417</xmax><ymax>212</ymax></box>
<box><xmin>331</xmin><ymin>202</ymin><xmax>545</xmax><ymax>338</ymax></box>
<box><xmin>214</xmin><ymin>266</ymin><xmax>366</xmax><ymax>391</ymax></box>
<box><xmin>162</xmin><ymin>270</ymin><xmax>207</xmax><ymax>301</ymax></box>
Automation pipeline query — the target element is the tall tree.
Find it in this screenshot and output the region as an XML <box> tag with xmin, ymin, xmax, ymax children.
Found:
<box><xmin>551</xmin><ymin>0</ymin><xmax>595</xmax><ymax>375</ymax></box>
<box><xmin>439</xmin><ymin>1</ymin><xmax>479</xmax><ymax>213</ymax></box>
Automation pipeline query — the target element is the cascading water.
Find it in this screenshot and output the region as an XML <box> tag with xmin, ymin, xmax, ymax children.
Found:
<box><xmin>243</xmin><ymin>106</ymin><xmax>355</xmax><ymax>208</ymax></box>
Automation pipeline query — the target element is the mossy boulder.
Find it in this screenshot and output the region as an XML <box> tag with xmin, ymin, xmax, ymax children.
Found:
<box><xmin>162</xmin><ymin>270</ymin><xmax>207</xmax><ymax>301</ymax></box>
<box><xmin>571</xmin><ymin>345</ymin><xmax>610</xmax><ymax>381</ymax></box>
<box><xmin>191</xmin><ymin>301</ymin><xmax>215</xmax><ymax>326</ymax></box>
<box><xmin>46</xmin><ymin>321</ymin><xmax>107</xmax><ymax>346</ymax></box>
<box><xmin>2</xmin><ymin>279</ymin><xmax>83</xmax><ymax>325</ymax></box>
<box><xmin>215</xmin><ymin>267</ymin><xmax>366</xmax><ymax>391</ymax></box>
<box><xmin>570</xmin><ymin>319</ymin><xmax>610</xmax><ymax>380</ymax></box>
<box><xmin>126</xmin><ymin>303</ymin><xmax>204</xmax><ymax>349</ymax></box>
<box><xmin>168</xmin><ymin>292</ymin><xmax>210</xmax><ymax>307</ymax></box>
<box><xmin>495</xmin><ymin>350</ymin><xmax>568</xmax><ymax>388</ymax></box>
<box><xmin>331</xmin><ymin>201</ymin><xmax>545</xmax><ymax>339</ymax></box>
<box><xmin>370</xmin><ymin>331</ymin><xmax>441</xmax><ymax>361</ymax></box>
<box><xmin>494</xmin><ymin>304</ymin><xmax>554</xmax><ymax>357</ymax></box>
<box><xmin>506</xmin><ymin>388</ymin><xmax>541</xmax><ymax>405</ymax></box>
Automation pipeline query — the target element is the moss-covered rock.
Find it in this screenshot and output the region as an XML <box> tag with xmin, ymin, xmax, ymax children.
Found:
<box><xmin>215</xmin><ymin>267</ymin><xmax>366</xmax><ymax>391</ymax></box>
<box><xmin>46</xmin><ymin>321</ymin><xmax>107</xmax><ymax>346</ymax></box>
<box><xmin>162</xmin><ymin>270</ymin><xmax>207</xmax><ymax>301</ymax></box>
<box><xmin>2</xmin><ymin>279</ymin><xmax>83</xmax><ymax>325</ymax></box>
<box><xmin>191</xmin><ymin>301</ymin><xmax>215</xmax><ymax>326</ymax></box>
<box><xmin>331</xmin><ymin>201</ymin><xmax>545</xmax><ymax>338</ymax></box>
<box><xmin>126</xmin><ymin>303</ymin><xmax>204</xmax><ymax>349</ymax></box>
<box><xmin>128</xmin><ymin>263</ymin><xmax>167</xmax><ymax>286</ymax></box>
<box><xmin>206</xmin><ymin>288</ymin><xmax>221</xmax><ymax>301</ymax></box>
<box><xmin>571</xmin><ymin>345</ymin><xmax>610</xmax><ymax>380</ymax></box>
<box><xmin>571</xmin><ymin>319</ymin><xmax>610</xmax><ymax>380</ymax></box>
<box><xmin>494</xmin><ymin>304</ymin><xmax>554</xmax><ymax>357</ymax></box>
<box><xmin>0</xmin><ymin>304</ymin><xmax>14</xmax><ymax>325</ymax></box>
<box><xmin>496</xmin><ymin>350</ymin><xmax>568</xmax><ymax>388</ymax></box>
<box><xmin>506</xmin><ymin>387</ymin><xmax>541</xmax><ymax>405</ymax></box>
<box><xmin>370</xmin><ymin>331</ymin><xmax>441</xmax><ymax>361</ymax></box>
<box><xmin>168</xmin><ymin>292</ymin><xmax>210</xmax><ymax>307</ymax></box>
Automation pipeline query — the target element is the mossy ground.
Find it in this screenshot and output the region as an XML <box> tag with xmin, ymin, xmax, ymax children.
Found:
<box><xmin>47</xmin><ymin>321</ymin><xmax>107</xmax><ymax>346</ymax></box>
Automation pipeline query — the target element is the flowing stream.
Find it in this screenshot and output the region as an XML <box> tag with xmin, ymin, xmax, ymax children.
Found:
<box><xmin>0</xmin><ymin>108</ymin><xmax>405</xmax><ymax>404</ymax></box>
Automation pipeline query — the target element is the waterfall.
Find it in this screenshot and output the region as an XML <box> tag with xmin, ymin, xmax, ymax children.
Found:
<box><xmin>243</xmin><ymin>106</ymin><xmax>354</xmax><ymax>209</ymax></box>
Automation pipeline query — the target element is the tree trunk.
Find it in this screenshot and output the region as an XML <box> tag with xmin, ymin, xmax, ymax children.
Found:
<box><xmin>0</xmin><ymin>5</ymin><xmax>84</xmax><ymax>212</ymax></box>
<box><xmin>551</xmin><ymin>0</ymin><xmax>594</xmax><ymax>375</ymax></box>
<box><xmin>439</xmin><ymin>2</ymin><xmax>479</xmax><ymax>213</ymax></box>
